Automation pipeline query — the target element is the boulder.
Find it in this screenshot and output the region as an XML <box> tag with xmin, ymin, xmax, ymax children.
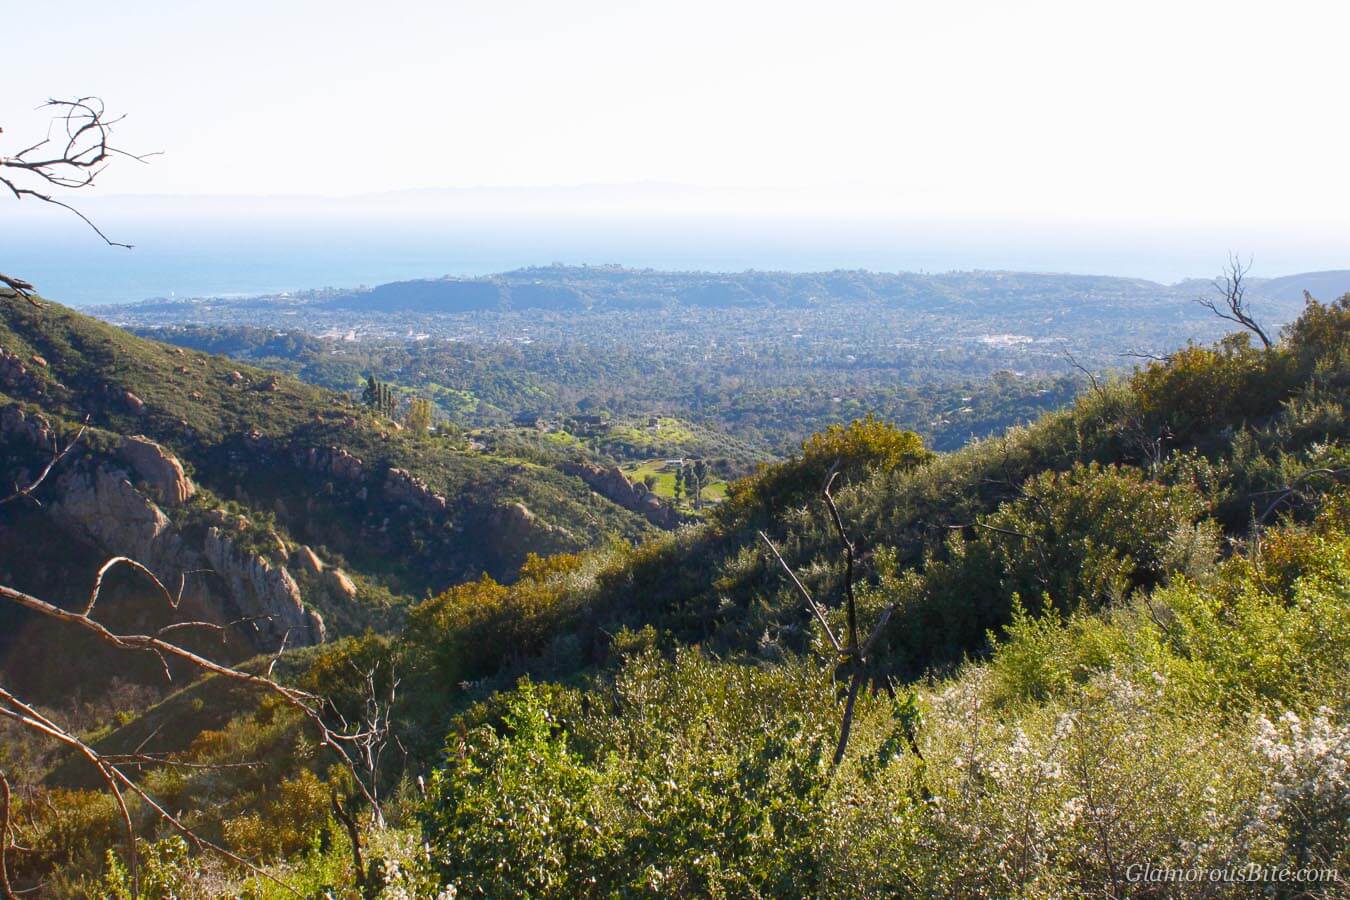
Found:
<box><xmin>119</xmin><ymin>435</ymin><xmax>196</xmax><ymax>506</ymax></box>
<box><xmin>293</xmin><ymin>545</ymin><xmax>324</xmax><ymax>576</ymax></box>
<box><xmin>326</xmin><ymin>568</ymin><xmax>358</xmax><ymax>601</ymax></box>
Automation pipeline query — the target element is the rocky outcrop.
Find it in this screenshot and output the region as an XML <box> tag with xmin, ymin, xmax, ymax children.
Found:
<box><xmin>119</xmin><ymin>435</ymin><xmax>196</xmax><ymax>506</ymax></box>
<box><xmin>51</xmin><ymin>464</ymin><xmax>183</xmax><ymax>573</ymax></box>
<box><xmin>490</xmin><ymin>500</ymin><xmax>571</xmax><ymax>549</ymax></box>
<box><xmin>325</xmin><ymin>568</ymin><xmax>358</xmax><ymax>601</ymax></box>
<box><xmin>2</xmin><ymin>404</ymin><xmax>327</xmax><ymax>649</ymax></box>
<box><xmin>383</xmin><ymin>467</ymin><xmax>449</xmax><ymax>514</ymax></box>
<box><xmin>0</xmin><ymin>347</ymin><xmax>45</xmax><ymax>398</ymax></box>
<box><xmin>1</xmin><ymin>404</ymin><xmax>54</xmax><ymax>448</ymax></box>
<box><xmin>203</xmin><ymin>527</ymin><xmax>325</xmax><ymax>644</ymax></box>
<box><xmin>563</xmin><ymin>461</ymin><xmax>682</xmax><ymax>528</ymax></box>
<box><xmin>50</xmin><ymin>471</ymin><xmax>325</xmax><ymax>645</ymax></box>
<box><xmin>293</xmin><ymin>445</ymin><xmax>365</xmax><ymax>482</ymax></box>
<box><xmin>293</xmin><ymin>545</ymin><xmax>324</xmax><ymax>576</ymax></box>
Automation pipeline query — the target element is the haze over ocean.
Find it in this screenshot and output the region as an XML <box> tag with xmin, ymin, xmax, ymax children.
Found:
<box><xmin>8</xmin><ymin>209</ymin><xmax>1348</xmax><ymax>308</ymax></box>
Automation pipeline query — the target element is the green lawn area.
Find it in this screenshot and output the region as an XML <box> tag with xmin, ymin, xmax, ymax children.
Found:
<box><xmin>620</xmin><ymin>458</ymin><xmax>728</xmax><ymax>505</ymax></box>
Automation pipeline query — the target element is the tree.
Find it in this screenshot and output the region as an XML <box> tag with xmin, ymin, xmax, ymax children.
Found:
<box><xmin>686</xmin><ymin>459</ymin><xmax>710</xmax><ymax>511</ymax></box>
<box><xmin>2</xmin><ymin>97</ymin><xmax>155</xmax><ymax>303</ymax></box>
<box><xmin>362</xmin><ymin>375</ymin><xmax>397</xmax><ymax>417</ymax></box>
<box><xmin>1195</xmin><ymin>254</ymin><xmax>1272</xmax><ymax>350</ymax></box>
<box><xmin>404</xmin><ymin>397</ymin><xmax>434</xmax><ymax>435</ymax></box>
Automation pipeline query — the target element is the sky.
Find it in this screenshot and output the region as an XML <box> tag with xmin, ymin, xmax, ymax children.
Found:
<box><xmin>2</xmin><ymin>0</ymin><xmax>1348</xmax><ymax>296</ymax></box>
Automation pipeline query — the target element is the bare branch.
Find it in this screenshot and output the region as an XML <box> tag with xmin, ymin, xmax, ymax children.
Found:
<box><xmin>0</xmin><ymin>689</ymin><xmax>297</xmax><ymax>895</ymax></box>
<box><xmin>831</xmin><ymin>670</ymin><xmax>864</xmax><ymax>769</ymax></box>
<box><xmin>0</xmin><ymin>768</ymin><xmax>16</xmax><ymax>900</ymax></box>
<box><xmin>758</xmin><ymin>531</ymin><xmax>843</xmax><ymax>654</ymax></box>
<box><xmin>822</xmin><ymin>468</ymin><xmax>860</xmax><ymax>653</ymax></box>
<box><xmin>0</xmin><ymin>274</ymin><xmax>40</xmax><ymax>307</ymax></box>
<box><xmin>764</xmin><ymin>470</ymin><xmax>902</xmax><ymax>769</ymax></box>
<box><xmin>0</xmin><ymin>422</ymin><xmax>86</xmax><ymax>508</ymax></box>
<box><xmin>1063</xmin><ymin>351</ymin><xmax>1105</xmax><ymax>402</ymax></box>
<box><xmin>1253</xmin><ymin>467</ymin><xmax>1350</xmax><ymax>529</ymax></box>
<box><xmin>2</xmin><ymin>97</ymin><xmax>155</xmax><ymax>300</ymax></box>
<box><xmin>1194</xmin><ymin>254</ymin><xmax>1272</xmax><ymax>349</ymax></box>
<box><xmin>0</xmin><ymin>571</ymin><xmax>383</xmax><ymax>814</ymax></box>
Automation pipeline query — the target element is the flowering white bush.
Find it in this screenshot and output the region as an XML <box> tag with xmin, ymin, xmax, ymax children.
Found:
<box><xmin>1246</xmin><ymin>709</ymin><xmax>1350</xmax><ymax>870</ymax></box>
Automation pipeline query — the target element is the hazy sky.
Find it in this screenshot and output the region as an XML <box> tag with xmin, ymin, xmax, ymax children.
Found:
<box><xmin>3</xmin><ymin>0</ymin><xmax>1348</xmax><ymax>227</ymax></box>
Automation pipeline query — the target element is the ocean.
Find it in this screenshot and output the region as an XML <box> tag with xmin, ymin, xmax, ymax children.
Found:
<box><xmin>4</xmin><ymin>210</ymin><xmax>1345</xmax><ymax>307</ymax></box>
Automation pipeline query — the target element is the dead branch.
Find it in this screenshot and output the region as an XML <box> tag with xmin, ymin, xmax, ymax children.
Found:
<box><xmin>1119</xmin><ymin>349</ymin><xmax>1172</xmax><ymax>363</ymax></box>
<box><xmin>2</xmin><ymin>97</ymin><xmax>157</xmax><ymax>304</ymax></box>
<box><xmin>1194</xmin><ymin>254</ymin><xmax>1272</xmax><ymax>349</ymax></box>
<box><xmin>0</xmin><ymin>687</ymin><xmax>294</xmax><ymax>896</ymax></box>
<box><xmin>1064</xmin><ymin>351</ymin><xmax>1105</xmax><ymax>402</ymax></box>
<box><xmin>0</xmin><ymin>553</ymin><xmax>388</xmax><ymax>892</ymax></box>
<box><xmin>761</xmin><ymin>466</ymin><xmax>900</xmax><ymax>768</ymax></box>
<box><xmin>1253</xmin><ymin>467</ymin><xmax>1350</xmax><ymax>529</ymax></box>
<box><xmin>0</xmin><ymin>422</ymin><xmax>86</xmax><ymax>508</ymax></box>
<box><xmin>0</xmin><ymin>568</ymin><xmax>381</xmax><ymax>808</ymax></box>
<box><xmin>0</xmin><ymin>274</ymin><xmax>38</xmax><ymax>307</ymax></box>
<box><xmin>332</xmin><ymin>792</ymin><xmax>368</xmax><ymax>893</ymax></box>
<box><xmin>1</xmin><ymin>98</ymin><xmax>156</xmax><ymax>248</ymax></box>
<box><xmin>823</xmin><ymin>469</ymin><xmax>860</xmax><ymax>655</ymax></box>
<box><xmin>758</xmin><ymin>531</ymin><xmax>843</xmax><ymax>654</ymax></box>
<box><xmin>0</xmin><ymin>768</ymin><xmax>15</xmax><ymax>900</ymax></box>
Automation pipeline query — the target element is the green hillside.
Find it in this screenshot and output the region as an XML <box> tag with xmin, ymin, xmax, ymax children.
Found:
<box><xmin>3</xmin><ymin>293</ymin><xmax>1348</xmax><ymax>896</ymax></box>
<box><xmin>0</xmin><ymin>296</ymin><xmax>653</xmax><ymax>593</ymax></box>
<box><xmin>0</xmin><ymin>295</ymin><xmax>661</xmax><ymax>718</ymax></box>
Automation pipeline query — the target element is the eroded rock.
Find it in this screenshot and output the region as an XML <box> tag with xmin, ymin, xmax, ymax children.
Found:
<box><xmin>119</xmin><ymin>435</ymin><xmax>195</xmax><ymax>506</ymax></box>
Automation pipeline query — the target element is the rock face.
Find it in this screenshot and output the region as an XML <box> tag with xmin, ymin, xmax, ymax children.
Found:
<box><xmin>119</xmin><ymin>435</ymin><xmax>196</xmax><ymax>506</ymax></box>
<box><xmin>325</xmin><ymin>568</ymin><xmax>358</xmax><ymax>601</ymax></box>
<box><xmin>51</xmin><ymin>464</ymin><xmax>182</xmax><ymax>573</ymax></box>
<box><xmin>293</xmin><ymin>445</ymin><xmax>364</xmax><ymax>482</ymax></box>
<box><xmin>3</xmin><ymin>403</ymin><xmax>326</xmax><ymax>650</ymax></box>
<box><xmin>563</xmin><ymin>461</ymin><xmax>682</xmax><ymax>528</ymax></box>
<box><xmin>490</xmin><ymin>500</ymin><xmax>570</xmax><ymax>548</ymax></box>
<box><xmin>203</xmin><ymin>527</ymin><xmax>324</xmax><ymax>644</ymax></box>
<box><xmin>384</xmin><ymin>467</ymin><xmax>449</xmax><ymax>514</ymax></box>
<box><xmin>0</xmin><ymin>404</ymin><xmax>53</xmax><ymax>447</ymax></box>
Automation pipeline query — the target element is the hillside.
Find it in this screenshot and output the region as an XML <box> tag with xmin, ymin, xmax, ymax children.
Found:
<box><xmin>0</xmin><ymin>295</ymin><xmax>658</xmax><ymax>703</ymax></box>
<box><xmin>4</xmin><ymin>293</ymin><xmax>1344</xmax><ymax>896</ymax></box>
<box><xmin>1253</xmin><ymin>269</ymin><xmax>1350</xmax><ymax>302</ymax></box>
<box><xmin>316</xmin><ymin>265</ymin><xmax>1319</xmax><ymax>316</ymax></box>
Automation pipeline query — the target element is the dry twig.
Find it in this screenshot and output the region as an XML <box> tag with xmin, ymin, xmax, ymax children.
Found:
<box><xmin>761</xmin><ymin>465</ymin><xmax>899</xmax><ymax>768</ymax></box>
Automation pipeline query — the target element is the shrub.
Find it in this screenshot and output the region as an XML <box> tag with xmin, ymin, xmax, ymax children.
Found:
<box><xmin>1131</xmin><ymin>334</ymin><xmax>1295</xmax><ymax>439</ymax></box>
<box><xmin>719</xmin><ymin>415</ymin><xmax>932</xmax><ymax>528</ymax></box>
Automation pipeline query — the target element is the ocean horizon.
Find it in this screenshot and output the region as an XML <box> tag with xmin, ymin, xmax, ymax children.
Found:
<box><xmin>6</xmin><ymin>209</ymin><xmax>1348</xmax><ymax>307</ymax></box>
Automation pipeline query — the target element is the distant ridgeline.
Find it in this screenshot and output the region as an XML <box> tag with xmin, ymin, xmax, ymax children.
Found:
<box><xmin>315</xmin><ymin>264</ymin><xmax>1349</xmax><ymax>315</ymax></box>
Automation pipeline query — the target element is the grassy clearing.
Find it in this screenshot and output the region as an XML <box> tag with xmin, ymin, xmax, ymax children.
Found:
<box><xmin>620</xmin><ymin>458</ymin><xmax>728</xmax><ymax>504</ymax></box>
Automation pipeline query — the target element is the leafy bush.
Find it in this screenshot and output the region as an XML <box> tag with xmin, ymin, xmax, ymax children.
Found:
<box><xmin>719</xmin><ymin>415</ymin><xmax>932</xmax><ymax>527</ymax></box>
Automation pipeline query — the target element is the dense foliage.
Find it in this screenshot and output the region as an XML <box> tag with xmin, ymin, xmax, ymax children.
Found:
<box><xmin>3</xmin><ymin>294</ymin><xmax>1348</xmax><ymax>896</ymax></box>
